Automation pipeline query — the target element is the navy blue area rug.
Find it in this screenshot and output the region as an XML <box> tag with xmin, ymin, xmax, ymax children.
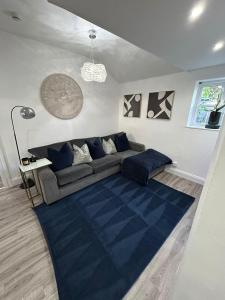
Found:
<box><xmin>34</xmin><ymin>174</ymin><xmax>194</xmax><ymax>300</ymax></box>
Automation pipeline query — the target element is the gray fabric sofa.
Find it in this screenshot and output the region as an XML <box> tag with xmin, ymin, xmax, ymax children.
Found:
<box><xmin>29</xmin><ymin>132</ymin><xmax>145</xmax><ymax>205</ymax></box>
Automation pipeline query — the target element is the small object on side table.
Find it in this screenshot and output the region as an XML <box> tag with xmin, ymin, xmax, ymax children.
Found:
<box><xmin>21</xmin><ymin>157</ymin><xmax>30</xmax><ymax>166</ymax></box>
<box><xmin>30</xmin><ymin>156</ymin><xmax>37</xmax><ymax>163</ymax></box>
<box><xmin>20</xmin><ymin>157</ymin><xmax>36</xmax><ymax>189</ymax></box>
<box><xmin>19</xmin><ymin>158</ymin><xmax>52</xmax><ymax>207</ymax></box>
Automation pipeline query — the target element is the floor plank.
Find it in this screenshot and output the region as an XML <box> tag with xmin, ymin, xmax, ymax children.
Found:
<box><xmin>0</xmin><ymin>172</ymin><xmax>202</xmax><ymax>300</ymax></box>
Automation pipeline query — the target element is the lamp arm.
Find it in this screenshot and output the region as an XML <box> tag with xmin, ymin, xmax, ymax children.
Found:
<box><xmin>10</xmin><ymin>106</ymin><xmax>25</xmax><ymax>163</ymax></box>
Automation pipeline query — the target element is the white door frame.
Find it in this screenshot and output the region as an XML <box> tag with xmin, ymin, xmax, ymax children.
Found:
<box><xmin>0</xmin><ymin>136</ymin><xmax>11</xmax><ymax>188</ymax></box>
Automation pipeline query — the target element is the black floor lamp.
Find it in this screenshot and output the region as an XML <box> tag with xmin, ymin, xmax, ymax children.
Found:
<box><xmin>11</xmin><ymin>106</ymin><xmax>36</xmax><ymax>188</ymax></box>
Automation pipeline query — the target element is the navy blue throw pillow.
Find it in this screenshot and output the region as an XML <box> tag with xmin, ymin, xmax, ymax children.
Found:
<box><xmin>47</xmin><ymin>143</ymin><xmax>73</xmax><ymax>171</ymax></box>
<box><xmin>114</xmin><ymin>133</ymin><xmax>129</xmax><ymax>152</ymax></box>
<box><xmin>87</xmin><ymin>138</ymin><xmax>105</xmax><ymax>159</ymax></box>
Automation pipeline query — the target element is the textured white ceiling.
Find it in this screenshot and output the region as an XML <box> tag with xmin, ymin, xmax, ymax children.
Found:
<box><xmin>0</xmin><ymin>0</ymin><xmax>180</xmax><ymax>83</ymax></box>
<box><xmin>49</xmin><ymin>0</ymin><xmax>225</xmax><ymax>71</ymax></box>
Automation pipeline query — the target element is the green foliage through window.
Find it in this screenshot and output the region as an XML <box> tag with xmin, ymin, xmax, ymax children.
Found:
<box><xmin>188</xmin><ymin>80</ymin><xmax>225</xmax><ymax>128</ymax></box>
<box><xmin>193</xmin><ymin>82</ymin><xmax>225</xmax><ymax>126</ymax></box>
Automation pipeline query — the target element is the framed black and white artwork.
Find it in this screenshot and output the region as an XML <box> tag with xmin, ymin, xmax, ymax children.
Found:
<box><xmin>123</xmin><ymin>94</ymin><xmax>142</xmax><ymax>118</ymax></box>
<box><xmin>147</xmin><ymin>91</ymin><xmax>175</xmax><ymax>120</ymax></box>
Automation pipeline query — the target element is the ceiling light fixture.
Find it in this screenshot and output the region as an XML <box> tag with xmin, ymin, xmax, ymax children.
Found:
<box><xmin>81</xmin><ymin>29</ymin><xmax>107</xmax><ymax>83</ymax></box>
<box><xmin>189</xmin><ymin>2</ymin><xmax>205</xmax><ymax>22</ymax></box>
<box><xmin>213</xmin><ymin>41</ymin><xmax>224</xmax><ymax>52</ymax></box>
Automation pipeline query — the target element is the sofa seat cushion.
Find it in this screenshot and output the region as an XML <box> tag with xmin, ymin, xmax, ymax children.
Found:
<box><xmin>55</xmin><ymin>164</ymin><xmax>93</xmax><ymax>186</ymax></box>
<box><xmin>114</xmin><ymin>150</ymin><xmax>139</xmax><ymax>162</ymax></box>
<box><xmin>89</xmin><ymin>155</ymin><xmax>121</xmax><ymax>174</ymax></box>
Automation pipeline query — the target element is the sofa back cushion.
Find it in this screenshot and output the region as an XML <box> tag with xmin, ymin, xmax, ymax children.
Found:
<box><xmin>47</xmin><ymin>143</ymin><xmax>73</xmax><ymax>171</ymax></box>
<box><xmin>101</xmin><ymin>132</ymin><xmax>124</xmax><ymax>142</ymax></box>
<box><xmin>29</xmin><ymin>137</ymin><xmax>97</xmax><ymax>159</ymax></box>
<box><xmin>87</xmin><ymin>138</ymin><xmax>105</xmax><ymax>159</ymax></box>
<box><xmin>114</xmin><ymin>133</ymin><xmax>129</xmax><ymax>152</ymax></box>
<box><xmin>28</xmin><ymin>133</ymin><xmax>125</xmax><ymax>158</ymax></box>
<box><xmin>29</xmin><ymin>141</ymin><xmax>66</xmax><ymax>159</ymax></box>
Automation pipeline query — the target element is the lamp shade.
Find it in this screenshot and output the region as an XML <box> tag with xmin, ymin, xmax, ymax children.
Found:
<box><xmin>81</xmin><ymin>62</ymin><xmax>107</xmax><ymax>82</ymax></box>
<box><xmin>20</xmin><ymin>107</ymin><xmax>35</xmax><ymax>119</ymax></box>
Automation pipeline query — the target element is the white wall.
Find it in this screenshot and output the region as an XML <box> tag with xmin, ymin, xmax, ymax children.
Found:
<box><xmin>0</xmin><ymin>31</ymin><xmax>119</xmax><ymax>183</ymax></box>
<box><xmin>119</xmin><ymin>66</ymin><xmax>225</xmax><ymax>183</ymax></box>
<box><xmin>172</xmin><ymin>117</ymin><xmax>225</xmax><ymax>300</ymax></box>
<box><xmin>1</xmin><ymin>29</ymin><xmax>224</xmax><ymax>186</ymax></box>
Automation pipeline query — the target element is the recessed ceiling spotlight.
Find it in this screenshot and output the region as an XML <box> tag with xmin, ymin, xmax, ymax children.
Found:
<box><xmin>189</xmin><ymin>2</ymin><xmax>205</xmax><ymax>22</ymax></box>
<box><xmin>213</xmin><ymin>41</ymin><xmax>224</xmax><ymax>52</ymax></box>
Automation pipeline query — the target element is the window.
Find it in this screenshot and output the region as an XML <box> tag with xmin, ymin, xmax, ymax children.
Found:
<box><xmin>188</xmin><ymin>79</ymin><xmax>225</xmax><ymax>129</ymax></box>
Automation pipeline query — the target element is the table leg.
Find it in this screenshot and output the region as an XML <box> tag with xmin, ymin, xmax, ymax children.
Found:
<box><xmin>19</xmin><ymin>169</ymin><xmax>34</xmax><ymax>207</ymax></box>
<box><xmin>36</xmin><ymin>170</ymin><xmax>45</xmax><ymax>202</ymax></box>
<box><xmin>32</xmin><ymin>170</ymin><xmax>39</xmax><ymax>195</ymax></box>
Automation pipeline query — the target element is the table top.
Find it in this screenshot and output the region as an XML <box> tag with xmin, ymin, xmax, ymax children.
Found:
<box><xmin>19</xmin><ymin>158</ymin><xmax>52</xmax><ymax>173</ymax></box>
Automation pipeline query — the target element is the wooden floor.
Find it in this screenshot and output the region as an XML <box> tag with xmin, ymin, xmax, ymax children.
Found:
<box><xmin>0</xmin><ymin>172</ymin><xmax>202</xmax><ymax>300</ymax></box>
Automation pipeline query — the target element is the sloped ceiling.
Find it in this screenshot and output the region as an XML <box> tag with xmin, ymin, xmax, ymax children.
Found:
<box><xmin>49</xmin><ymin>0</ymin><xmax>225</xmax><ymax>71</ymax></box>
<box><xmin>0</xmin><ymin>0</ymin><xmax>180</xmax><ymax>83</ymax></box>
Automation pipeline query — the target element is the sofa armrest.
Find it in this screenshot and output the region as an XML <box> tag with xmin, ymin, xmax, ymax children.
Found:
<box><xmin>129</xmin><ymin>140</ymin><xmax>145</xmax><ymax>152</ymax></box>
<box><xmin>37</xmin><ymin>166</ymin><xmax>60</xmax><ymax>205</ymax></box>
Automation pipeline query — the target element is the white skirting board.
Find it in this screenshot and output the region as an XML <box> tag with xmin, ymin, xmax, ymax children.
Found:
<box><xmin>11</xmin><ymin>176</ymin><xmax>21</xmax><ymax>187</ymax></box>
<box><xmin>166</xmin><ymin>166</ymin><xmax>205</xmax><ymax>185</ymax></box>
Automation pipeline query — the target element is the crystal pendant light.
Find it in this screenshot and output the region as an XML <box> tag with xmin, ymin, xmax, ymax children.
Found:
<box><xmin>81</xmin><ymin>29</ymin><xmax>107</xmax><ymax>83</ymax></box>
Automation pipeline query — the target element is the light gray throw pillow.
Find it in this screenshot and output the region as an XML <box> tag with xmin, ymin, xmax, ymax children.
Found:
<box><xmin>73</xmin><ymin>143</ymin><xmax>93</xmax><ymax>165</ymax></box>
<box><xmin>102</xmin><ymin>138</ymin><xmax>117</xmax><ymax>154</ymax></box>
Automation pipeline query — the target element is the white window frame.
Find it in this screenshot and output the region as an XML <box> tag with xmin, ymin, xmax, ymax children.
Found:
<box><xmin>187</xmin><ymin>78</ymin><xmax>225</xmax><ymax>129</ymax></box>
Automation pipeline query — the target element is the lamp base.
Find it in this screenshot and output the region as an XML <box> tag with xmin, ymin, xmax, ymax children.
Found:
<box><xmin>205</xmin><ymin>124</ymin><xmax>220</xmax><ymax>129</ymax></box>
<box><xmin>20</xmin><ymin>178</ymin><xmax>35</xmax><ymax>189</ymax></box>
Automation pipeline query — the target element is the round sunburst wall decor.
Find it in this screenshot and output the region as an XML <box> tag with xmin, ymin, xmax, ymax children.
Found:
<box><xmin>40</xmin><ymin>73</ymin><xmax>83</xmax><ymax>119</ymax></box>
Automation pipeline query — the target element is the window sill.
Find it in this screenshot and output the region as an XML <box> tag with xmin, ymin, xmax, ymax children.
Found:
<box><xmin>186</xmin><ymin>125</ymin><xmax>220</xmax><ymax>131</ymax></box>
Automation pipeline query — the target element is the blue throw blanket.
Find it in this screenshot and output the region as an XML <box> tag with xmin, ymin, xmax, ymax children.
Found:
<box><xmin>122</xmin><ymin>149</ymin><xmax>172</xmax><ymax>185</ymax></box>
